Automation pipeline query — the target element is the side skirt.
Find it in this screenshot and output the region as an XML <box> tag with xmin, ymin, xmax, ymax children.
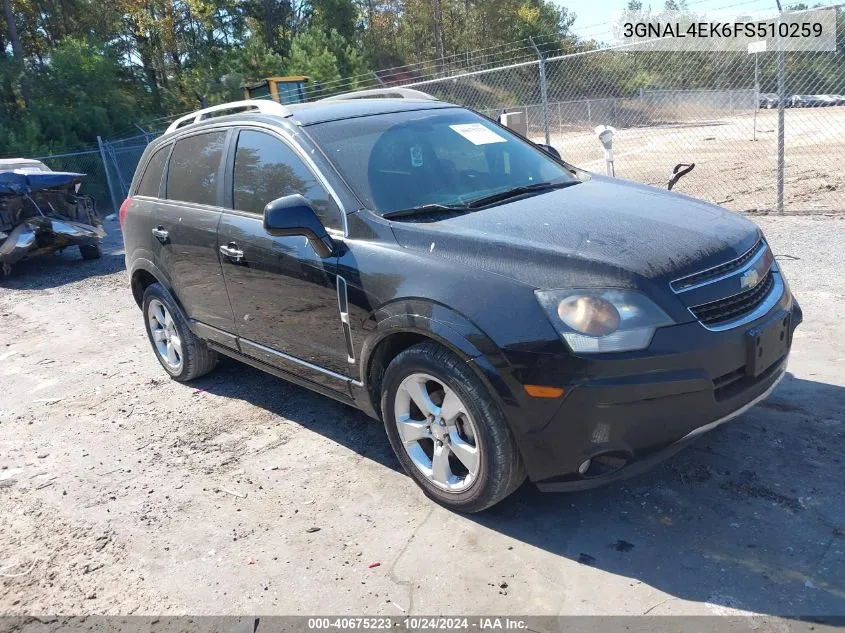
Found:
<box><xmin>207</xmin><ymin>341</ymin><xmax>359</xmax><ymax>409</ymax></box>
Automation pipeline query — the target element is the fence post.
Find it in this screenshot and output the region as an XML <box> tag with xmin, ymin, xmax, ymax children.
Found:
<box><xmin>97</xmin><ymin>135</ymin><xmax>120</xmax><ymax>215</ymax></box>
<box><xmin>529</xmin><ymin>37</ymin><xmax>550</xmax><ymax>145</ymax></box>
<box><xmin>775</xmin><ymin>50</ymin><xmax>786</xmax><ymax>213</ymax></box>
<box><xmin>775</xmin><ymin>2</ymin><xmax>785</xmax><ymax>213</ymax></box>
<box><xmin>753</xmin><ymin>52</ymin><xmax>759</xmax><ymax>142</ymax></box>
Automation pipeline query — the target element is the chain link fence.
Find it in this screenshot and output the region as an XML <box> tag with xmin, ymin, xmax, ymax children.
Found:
<box><xmin>399</xmin><ymin>44</ymin><xmax>845</xmax><ymax>213</ymax></box>
<box><xmin>27</xmin><ymin>132</ymin><xmax>159</xmax><ymax>216</ymax></box>
<box><xmin>48</xmin><ymin>34</ymin><xmax>844</xmax><ymax>216</ymax></box>
<box><xmin>30</xmin><ymin>148</ymin><xmax>113</xmax><ymax>215</ymax></box>
<box><xmin>101</xmin><ymin>132</ymin><xmax>162</xmax><ymax>207</ymax></box>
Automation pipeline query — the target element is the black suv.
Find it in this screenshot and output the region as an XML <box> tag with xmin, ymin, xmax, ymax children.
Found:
<box><xmin>122</xmin><ymin>91</ymin><xmax>801</xmax><ymax>512</ymax></box>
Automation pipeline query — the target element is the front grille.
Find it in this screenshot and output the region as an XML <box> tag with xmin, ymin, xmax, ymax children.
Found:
<box><xmin>672</xmin><ymin>239</ymin><xmax>764</xmax><ymax>292</ymax></box>
<box><xmin>690</xmin><ymin>269</ymin><xmax>775</xmax><ymax>327</ymax></box>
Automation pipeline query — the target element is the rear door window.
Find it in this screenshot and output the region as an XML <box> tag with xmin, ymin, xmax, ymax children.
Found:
<box><xmin>232</xmin><ymin>129</ymin><xmax>342</xmax><ymax>231</ymax></box>
<box><xmin>135</xmin><ymin>145</ymin><xmax>170</xmax><ymax>198</ymax></box>
<box><xmin>165</xmin><ymin>131</ymin><xmax>227</xmax><ymax>206</ymax></box>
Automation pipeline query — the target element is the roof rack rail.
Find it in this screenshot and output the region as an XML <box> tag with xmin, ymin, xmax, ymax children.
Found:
<box><xmin>165</xmin><ymin>100</ymin><xmax>292</xmax><ymax>134</ymax></box>
<box><xmin>319</xmin><ymin>87</ymin><xmax>437</xmax><ymax>102</ymax></box>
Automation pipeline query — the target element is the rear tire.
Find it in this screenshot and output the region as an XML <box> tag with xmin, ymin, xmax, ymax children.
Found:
<box><xmin>79</xmin><ymin>244</ymin><xmax>101</xmax><ymax>260</ymax></box>
<box><xmin>142</xmin><ymin>283</ymin><xmax>217</xmax><ymax>382</ymax></box>
<box><xmin>381</xmin><ymin>342</ymin><xmax>526</xmax><ymax>513</ymax></box>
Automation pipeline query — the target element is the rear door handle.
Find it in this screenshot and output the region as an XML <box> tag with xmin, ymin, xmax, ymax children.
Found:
<box><xmin>151</xmin><ymin>226</ymin><xmax>169</xmax><ymax>241</ymax></box>
<box><xmin>219</xmin><ymin>243</ymin><xmax>244</xmax><ymax>262</ymax></box>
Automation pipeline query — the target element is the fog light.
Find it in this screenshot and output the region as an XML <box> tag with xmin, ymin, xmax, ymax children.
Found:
<box><xmin>578</xmin><ymin>459</ymin><xmax>592</xmax><ymax>475</ymax></box>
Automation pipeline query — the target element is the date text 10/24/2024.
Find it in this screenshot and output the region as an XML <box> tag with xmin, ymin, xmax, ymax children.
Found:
<box><xmin>307</xmin><ymin>617</ymin><xmax>529</xmax><ymax>630</ymax></box>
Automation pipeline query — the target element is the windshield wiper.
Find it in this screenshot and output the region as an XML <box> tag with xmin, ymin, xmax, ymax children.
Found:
<box><xmin>382</xmin><ymin>202</ymin><xmax>469</xmax><ymax>220</ymax></box>
<box><xmin>381</xmin><ymin>180</ymin><xmax>579</xmax><ymax>219</ymax></box>
<box><xmin>465</xmin><ymin>180</ymin><xmax>578</xmax><ymax>209</ymax></box>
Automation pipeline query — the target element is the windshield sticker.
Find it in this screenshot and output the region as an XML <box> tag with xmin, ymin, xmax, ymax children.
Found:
<box><xmin>410</xmin><ymin>145</ymin><xmax>424</xmax><ymax>167</ymax></box>
<box><xmin>449</xmin><ymin>123</ymin><xmax>507</xmax><ymax>145</ymax></box>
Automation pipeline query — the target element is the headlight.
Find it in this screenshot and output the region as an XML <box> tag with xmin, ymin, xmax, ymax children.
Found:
<box><xmin>535</xmin><ymin>289</ymin><xmax>674</xmax><ymax>353</ymax></box>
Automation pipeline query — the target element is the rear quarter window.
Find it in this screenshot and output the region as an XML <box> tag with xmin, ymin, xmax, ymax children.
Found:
<box><xmin>135</xmin><ymin>145</ymin><xmax>170</xmax><ymax>198</ymax></box>
<box><xmin>165</xmin><ymin>131</ymin><xmax>227</xmax><ymax>206</ymax></box>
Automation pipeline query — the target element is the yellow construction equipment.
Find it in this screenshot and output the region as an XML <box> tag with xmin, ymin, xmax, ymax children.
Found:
<box><xmin>242</xmin><ymin>76</ymin><xmax>309</xmax><ymax>104</ymax></box>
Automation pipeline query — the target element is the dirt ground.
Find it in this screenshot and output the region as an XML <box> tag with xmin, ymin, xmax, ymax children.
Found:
<box><xmin>546</xmin><ymin>107</ymin><xmax>845</xmax><ymax>214</ymax></box>
<box><xmin>1</xmin><ymin>214</ymin><xmax>844</xmax><ymax>618</ymax></box>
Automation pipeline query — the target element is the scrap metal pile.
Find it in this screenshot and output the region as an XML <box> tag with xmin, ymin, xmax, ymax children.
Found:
<box><xmin>0</xmin><ymin>158</ymin><xmax>105</xmax><ymax>276</ymax></box>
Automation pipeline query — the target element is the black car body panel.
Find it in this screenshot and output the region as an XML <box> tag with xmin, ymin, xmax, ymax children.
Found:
<box><xmin>389</xmin><ymin>176</ymin><xmax>761</xmax><ymax>286</ymax></box>
<box><xmin>218</xmin><ymin>209</ymin><xmax>350</xmax><ymax>387</ymax></box>
<box><xmin>123</xmin><ymin>98</ymin><xmax>800</xmax><ymax>491</ymax></box>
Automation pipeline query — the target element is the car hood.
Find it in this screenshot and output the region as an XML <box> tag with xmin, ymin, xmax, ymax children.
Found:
<box><xmin>388</xmin><ymin>176</ymin><xmax>760</xmax><ymax>290</ymax></box>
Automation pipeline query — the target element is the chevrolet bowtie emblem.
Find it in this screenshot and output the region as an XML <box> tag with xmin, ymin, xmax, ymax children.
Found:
<box><xmin>740</xmin><ymin>268</ymin><xmax>760</xmax><ymax>290</ymax></box>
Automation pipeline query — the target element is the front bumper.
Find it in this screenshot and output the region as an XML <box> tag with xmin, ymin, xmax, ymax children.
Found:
<box><xmin>0</xmin><ymin>216</ymin><xmax>105</xmax><ymax>267</ymax></box>
<box><xmin>504</xmin><ymin>291</ymin><xmax>802</xmax><ymax>491</ymax></box>
<box><xmin>535</xmin><ymin>362</ymin><xmax>786</xmax><ymax>492</ymax></box>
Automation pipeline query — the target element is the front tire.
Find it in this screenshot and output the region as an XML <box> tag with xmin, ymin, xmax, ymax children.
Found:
<box><xmin>381</xmin><ymin>342</ymin><xmax>525</xmax><ymax>513</ymax></box>
<box><xmin>142</xmin><ymin>283</ymin><xmax>217</xmax><ymax>382</ymax></box>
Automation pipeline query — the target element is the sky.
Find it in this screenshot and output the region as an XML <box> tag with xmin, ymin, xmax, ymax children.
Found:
<box><xmin>552</xmin><ymin>0</ymin><xmax>821</xmax><ymax>42</ymax></box>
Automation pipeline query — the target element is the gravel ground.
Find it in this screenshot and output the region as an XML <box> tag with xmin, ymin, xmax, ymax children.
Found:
<box><xmin>547</xmin><ymin>108</ymin><xmax>845</xmax><ymax>214</ymax></box>
<box><xmin>0</xmin><ymin>214</ymin><xmax>843</xmax><ymax>617</ymax></box>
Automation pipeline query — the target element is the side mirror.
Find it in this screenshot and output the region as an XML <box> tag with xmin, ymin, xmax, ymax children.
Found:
<box><xmin>263</xmin><ymin>194</ymin><xmax>335</xmax><ymax>258</ymax></box>
<box><xmin>535</xmin><ymin>143</ymin><xmax>561</xmax><ymax>160</ymax></box>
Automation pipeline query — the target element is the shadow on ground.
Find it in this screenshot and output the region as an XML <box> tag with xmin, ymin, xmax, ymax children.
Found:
<box><xmin>474</xmin><ymin>371</ymin><xmax>845</xmax><ymax>617</ymax></box>
<box><xmin>194</xmin><ymin>356</ymin><xmax>402</xmax><ymax>475</ymax></box>
<box><xmin>197</xmin><ymin>363</ymin><xmax>845</xmax><ymax>617</ymax></box>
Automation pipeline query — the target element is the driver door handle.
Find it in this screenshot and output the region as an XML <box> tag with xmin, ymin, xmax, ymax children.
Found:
<box><xmin>219</xmin><ymin>243</ymin><xmax>244</xmax><ymax>262</ymax></box>
<box><xmin>151</xmin><ymin>226</ymin><xmax>169</xmax><ymax>241</ymax></box>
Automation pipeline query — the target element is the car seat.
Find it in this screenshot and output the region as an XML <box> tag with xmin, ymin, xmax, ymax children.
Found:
<box><xmin>367</xmin><ymin>126</ymin><xmax>455</xmax><ymax>212</ymax></box>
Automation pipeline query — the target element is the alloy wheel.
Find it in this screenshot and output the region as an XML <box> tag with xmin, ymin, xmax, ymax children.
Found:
<box><xmin>393</xmin><ymin>372</ymin><xmax>481</xmax><ymax>492</ymax></box>
<box><xmin>148</xmin><ymin>298</ymin><xmax>183</xmax><ymax>372</ymax></box>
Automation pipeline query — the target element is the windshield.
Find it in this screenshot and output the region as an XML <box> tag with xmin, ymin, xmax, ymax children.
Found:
<box><xmin>306</xmin><ymin>108</ymin><xmax>577</xmax><ymax>216</ymax></box>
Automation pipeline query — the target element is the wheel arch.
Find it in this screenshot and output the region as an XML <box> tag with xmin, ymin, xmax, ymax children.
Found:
<box><xmin>357</xmin><ymin>301</ymin><xmax>519</xmax><ymax>421</ymax></box>
<box><xmin>129</xmin><ymin>259</ymin><xmax>177</xmax><ymax>310</ymax></box>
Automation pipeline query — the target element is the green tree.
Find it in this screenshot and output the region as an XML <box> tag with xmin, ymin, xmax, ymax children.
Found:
<box><xmin>19</xmin><ymin>38</ymin><xmax>142</xmax><ymax>151</ymax></box>
<box><xmin>311</xmin><ymin>0</ymin><xmax>358</xmax><ymax>39</ymax></box>
<box><xmin>288</xmin><ymin>25</ymin><xmax>369</xmax><ymax>91</ymax></box>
